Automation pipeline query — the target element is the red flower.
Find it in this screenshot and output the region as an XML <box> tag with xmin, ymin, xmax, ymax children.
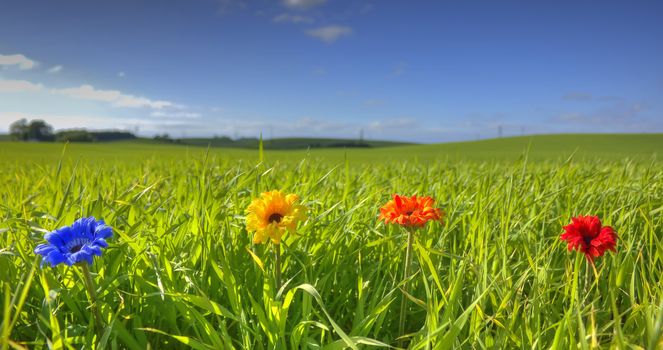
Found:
<box><xmin>379</xmin><ymin>194</ymin><xmax>443</xmax><ymax>228</ymax></box>
<box><xmin>560</xmin><ymin>215</ymin><xmax>618</xmax><ymax>261</ymax></box>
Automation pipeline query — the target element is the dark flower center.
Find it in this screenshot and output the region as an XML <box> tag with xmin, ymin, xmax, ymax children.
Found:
<box><xmin>268</xmin><ymin>213</ymin><xmax>284</xmax><ymax>223</ymax></box>
<box><xmin>405</xmin><ymin>211</ymin><xmax>413</xmax><ymax>216</ymax></box>
<box><xmin>65</xmin><ymin>237</ymin><xmax>91</xmax><ymax>254</ymax></box>
<box><xmin>583</xmin><ymin>236</ymin><xmax>593</xmax><ymax>246</ymax></box>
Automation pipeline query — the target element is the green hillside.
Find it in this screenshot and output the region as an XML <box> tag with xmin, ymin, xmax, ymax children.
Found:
<box><xmin>0</xmin><ymin>133</ymin><xmax>660</xmax><ymax>164</ymax></box>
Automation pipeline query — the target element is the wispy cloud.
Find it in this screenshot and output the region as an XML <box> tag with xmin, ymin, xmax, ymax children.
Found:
<box><xmin>553</xmin><ymin>100</ymin><xmax>656</xmax><ymax>131</ymax></box>
<box><xmin>48</xmin><ymin>65</ymin><xmax>63</xmax><ymax>74</ymax></box>
<box><xmin>117</xmin><ymin>72</ymin><xmax>126</xmax><ymax>78</ymax></box>
<box><xmin>306</xmin><ymin>25</ymin><xmax>353</xmax><ymax>43</ymax></box>
<box><xmin>51</xmin><ymin>84</ymin><xmax>178</xmax><ymax>109</ymax></box>
<box><xmin>0</xmin><ymin>54</ymin><xmax>37</xmax><ymax>70</ymax></box>
<box><xmin>282</xmin><ymin>0</ymin><xmax>326</xmax><ymax>10</ymax></box>
<box><xmin>0</xmin><ymin>79</ymin><xmax>43</xmax><ymax>93</ymax></box>
<box><xmin>151</xmin><ymin>110</ymin><xmax>201</xmax><ymax>119</ymax></box>
<box><xmin>273</xmin><ymin>13</ymin><xmax>314</xmax><ymax>24</ymax></box>
<box><xmin>368</xmin><ymin>118</ymin><xmax>417</xmax><ymax>131</ymax></box>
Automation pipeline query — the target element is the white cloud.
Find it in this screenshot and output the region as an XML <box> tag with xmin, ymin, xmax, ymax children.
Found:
<box><xmin>53</xmin><ymin>84</ymin><xmax>121</xmax><ymax>102</ymax></box>
<box><xmin>0</xmin><ymin>54</ymin><xmax>37</xmax><ymax>70</ymax></box>
<box><xmin>273</xmin><ymin>13</ymin><xmax>314</xmax><ymax>24</ymax></box>
<box><xmin>368</xmin><ymin>118</ymin><xmax>417</xmax><ymax>131</ymax></box>
<box><xmin>51</xmin><ymin>84</ymin><xmax>177</xmax><ymax>109</ymax></box>
<box><xmin>117</xmin><ymin>72</ymin><xmax>126</xmax><ymax>78</ymax></box>
<box><xmin>151</xmin><ymin>111</ymin><xmax>201</xmax><ymax>119</ymax></box>
<box><xmin>48</xmin><ymin>65</ymin><xmax>63</xmax><ymax>74</ymax></box>
<box><xmin>0</xmin><ymin>79</ymin><xmax>43</xmax><ymax>93</ymax></box>
<box><xmin>306</xmin><ymin>25</ymin><xmax>353</xmax><ymax>43</ymax></box>
<box><xmin>282</xmin><ymin>0</ymin><xmax>325</xmax><ymax>9</ymax></box>
<box><xmin>552</xmin><ymin>100</ymin><xmax>659</xmax><ymax>132</ymax></box>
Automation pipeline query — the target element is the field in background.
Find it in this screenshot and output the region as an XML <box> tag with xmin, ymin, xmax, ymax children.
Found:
<box><xmin>1</xmin><ymin>134</ymin><xmax>662</xmax><ymax>348</ymax></box>
<box><xmin>1</xmin><ymin>133</ymin><xmax>662</xmax><ymax>164</ymax></box>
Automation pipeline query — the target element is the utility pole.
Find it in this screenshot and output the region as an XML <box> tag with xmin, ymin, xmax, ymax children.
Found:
<box><xmin>498</xmin><ymin>125</ymin><xmax>503</xmax><ymax>138</ymax></box>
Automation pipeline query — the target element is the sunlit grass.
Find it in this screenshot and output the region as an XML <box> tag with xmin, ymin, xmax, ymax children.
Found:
<box><xmin>1</xmin><ymin>142</ymin><xmax>662</xmax><ymax>348</ymax></box>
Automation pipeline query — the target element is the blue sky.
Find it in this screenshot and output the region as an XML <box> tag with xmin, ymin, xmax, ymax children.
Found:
<box><xmin>1</xmin><ymin>0</ymin><xmax>662</xmax><ymax>142</ymax></box>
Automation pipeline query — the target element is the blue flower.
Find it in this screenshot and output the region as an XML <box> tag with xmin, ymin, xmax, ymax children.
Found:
<box><xmin>34</xmin><ymin>217</ymin><xmax>112</xmax><ymax>267</ymax></box>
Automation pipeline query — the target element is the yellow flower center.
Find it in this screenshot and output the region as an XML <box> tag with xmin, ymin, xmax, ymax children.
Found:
<box><xmin>268</xmin><ymin>213</ymin><xmax>284</xmax><ymax>223</ymax></box>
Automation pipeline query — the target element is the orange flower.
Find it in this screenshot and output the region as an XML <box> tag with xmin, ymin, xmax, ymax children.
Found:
<box><xmin>245</xmin><ymin>190</ymin><xmax>307</xmax><ymax>245</ymax></box>
<box><xmin>379</xmin><ymin>194</ymin><xmax>443</xmax><ymax>228</ymax></box>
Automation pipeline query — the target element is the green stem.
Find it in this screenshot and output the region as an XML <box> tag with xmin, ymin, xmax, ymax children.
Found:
<box><xmin>583</xmin><ymin>258</ymin><xmax>591</xmax><ymax>306</ymax></box>
<box><xmin>399</xmin><ymin>229</ymin><xmax>415</xmax><ymax>346</ymax></box>
<box><xmin>274</xmin><ymin>243</ymin><xmax>282</xmax><ymax>292</ymax></box>
<box><xmin>80</xmin><ymin>263</ymin><xmax>103</xmax><ymax>337</ymax></box>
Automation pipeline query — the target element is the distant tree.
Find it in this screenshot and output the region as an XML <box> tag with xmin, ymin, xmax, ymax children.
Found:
<box><xmin>27</xmin><ymin>120</ymin><xmax>54</xmax><ymax>141</ymax></box>
<box><xmin>9</xmin><ymin>119</ymin><xmax>29</xmax><ymax>141</ymax></box>
<box><xmin>56</xmin><ymin>130</ymin><xmax>95</xmax><ymax>142</ymax></box>
<box><xmin>91</xmin><ymin>131</ymin><xmax>136</xmax><ymax>141</ymax></box>
<box><xmin>154</xmin><ymin>133</ymin><xmax>177</xmax><ymax>143</ymax></box>
<box><xmin>9</xmin><ymin>119</ymin><xmax>54</xmax><ymax>141</ymax></box>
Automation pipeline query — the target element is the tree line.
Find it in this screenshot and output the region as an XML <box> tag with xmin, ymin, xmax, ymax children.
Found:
<box><xmin>8</xmin><ymin>119</ymin><xmax>136</xmax><ymax>142</ymax></box>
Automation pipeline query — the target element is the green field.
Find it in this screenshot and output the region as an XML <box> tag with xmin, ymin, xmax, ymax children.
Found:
<box><xmin>1</xmin><ymin>134</ymin><xmax>662</xmax><ymax>349</ymax></box>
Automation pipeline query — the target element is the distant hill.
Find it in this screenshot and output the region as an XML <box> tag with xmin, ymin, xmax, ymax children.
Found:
<box><xmin>176</xmin><ymin>137</ymin><xmax>412</xmax><ymax>149</ymax></box>
<box><xmin>0</xmin><ymin>133</ymin><xmax>411</xmax><ymax>149</ymax></box>
<box><xmin>0</xmin><ymin>133</ymin><xmax>661</xmax><ymax>163</ymax></box>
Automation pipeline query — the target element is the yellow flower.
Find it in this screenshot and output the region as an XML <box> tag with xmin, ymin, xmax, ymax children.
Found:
<box><xmin>245</xmin><ymin>190</ymin><xmax>307</xmax><ymax>244</ymax></box>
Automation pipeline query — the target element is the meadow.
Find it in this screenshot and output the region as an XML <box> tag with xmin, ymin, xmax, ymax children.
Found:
<box><xmin>1</xmin><ymin>134</ymin><xmax>662</xmax><ymax>349</ymax></box>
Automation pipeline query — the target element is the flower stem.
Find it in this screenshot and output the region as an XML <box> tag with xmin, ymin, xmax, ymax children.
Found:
<box><xmin>399</xmin><ymin>229</ymin><xmax>415</xmax><ymax>345</ymax></box>
<box><xmin>583</xmin><ymin>258</ymin><xmax>593</xmax><ymax>306</ymax></box>
<box><xmin>80</xmin><ymin>263</ymin><xmax>103</xmax><ymax>337</ymax></box>
<box><xmin>274</xmin><ymin>243</ymin><xmax>282</xmax><ymax>292</ymax></box>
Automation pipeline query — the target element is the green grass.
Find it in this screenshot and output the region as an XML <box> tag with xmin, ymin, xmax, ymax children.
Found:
<box><xmin>0</xmin><ymin>133</ymin><xmax>661</xmax><ymax>164</ymax></box>
<box><xmin>1</xmin><ymin>134</ymin><xmax>662</xmax><ymax>349</ymax></box>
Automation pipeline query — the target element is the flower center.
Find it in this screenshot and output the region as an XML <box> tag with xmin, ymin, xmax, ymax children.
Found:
<box><xmin>65</xmin><ymin>237</ymin><xmax>90</xmax><ymax>254</ymax></box>
<box><xmin>268</xmin><ymin>213</ymin><xmax>283</xmax><ymax>223</ymax></box>
<box><xmin>583</xmin><ymin>236</ymin><xmax>593</xmax><ymax>246</ymax></box>
<box><xmin>405</xmin><ymin>211</ymin><xmax>413</xmax><ymax>216</ymax></box>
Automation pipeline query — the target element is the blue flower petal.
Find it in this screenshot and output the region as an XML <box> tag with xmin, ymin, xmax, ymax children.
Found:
<box><xmin>34</xmin><ymin>243</ymin><xmax>56</xmax><ymax>255</ymax></box>
<box><xmin>92</xmin><ymin>238</ymin><xmax>109</xmax><ymax>248</ymax></box>
<box><xmin>34</xmin><ymin>216</ymin><xmax>112</xmax><ymax>268</ymax></box>
<box><xmin>44</xmin><ymin>250</ymin><xmax>67</xmax><ymax>267</ymax></box>
<box><xmin>44</xmin><ymin>228</ymin><xmax>66</xmax><ymax>247</ymax></box>
<box><xmin>82</xmin><ymin>245</ymin><xmax>102</xmax><ymax>257</ymax></box>
<box><xmin>95</xmin><ymin>226</ymin><xmax>113</xmax><ymax>240</ymax></box>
